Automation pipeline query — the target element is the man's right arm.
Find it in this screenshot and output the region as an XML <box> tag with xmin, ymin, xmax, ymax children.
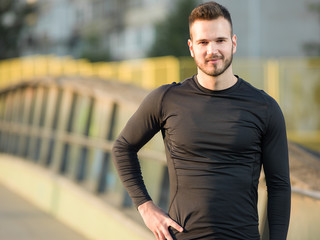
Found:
<box><xmin>112</xmin><ymin>84</ymin><xmax>183</xmax><ymax>239</ymax></box>
<box><xmin>112</xmin><ymin>85</ymin><xmax>167</xmax><ymax>207</ymax></box>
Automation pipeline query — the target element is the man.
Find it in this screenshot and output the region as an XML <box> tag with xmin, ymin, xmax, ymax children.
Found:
<box><xmin>112</xmin><ymin>2</ymin><xmax>291</xmax><ymax>240</ymax></box>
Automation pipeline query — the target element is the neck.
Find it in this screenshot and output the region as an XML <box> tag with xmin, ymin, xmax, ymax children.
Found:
<box><xmin>197</xmin><ymin>67</ymin><xmax>237</xmax><ymax>91</ymax></box>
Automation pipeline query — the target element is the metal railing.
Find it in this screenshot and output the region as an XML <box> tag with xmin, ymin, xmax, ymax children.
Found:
<box><xmin>0</xmin><ymin>76</ymin><xmax>167</xmax><ymax>209</ymax></box>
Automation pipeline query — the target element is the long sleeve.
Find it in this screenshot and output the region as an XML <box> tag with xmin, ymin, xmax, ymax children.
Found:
<box><xmin>262</xmin><ymin>97</ymin><xmax>291</xmax><ymax>240</ymax></box>
<box><xmin>112</xmin><ymin>85</ymin><xmax>171</xmax><ymax>208</ymax></box>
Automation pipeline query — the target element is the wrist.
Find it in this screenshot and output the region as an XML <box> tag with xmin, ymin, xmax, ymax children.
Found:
<box><xmin>138</xmin><ymin>200</ymin><xmax>154</xmax><ymax>214</ymax></box>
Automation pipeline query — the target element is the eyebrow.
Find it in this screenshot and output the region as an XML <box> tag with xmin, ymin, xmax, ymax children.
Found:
<box><xmin>216</xmin><ymin>37</ymin><xmax>229</xmax><ymax>40</ymax></box>
<box><xmin>196</xmin><ymin>37</ymin><xmax>229</xmax><ymax>43</ymax></box>
<box><xmin>196</xmin><ymin>39</ymin><xmax>209</xmax><ymax>43</ymax></box>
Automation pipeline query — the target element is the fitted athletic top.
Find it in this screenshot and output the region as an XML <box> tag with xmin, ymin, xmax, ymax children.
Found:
<box><xmin>112</xmin><ymin>76</ymin><xmax>291</xmax><ymax>240</ymax></box>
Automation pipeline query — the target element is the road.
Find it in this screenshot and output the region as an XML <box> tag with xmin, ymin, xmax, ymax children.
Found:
<box><xmin>0</xmin><ymin>183</ymin><xmax>89</xmax><ymax>240</ymax></box>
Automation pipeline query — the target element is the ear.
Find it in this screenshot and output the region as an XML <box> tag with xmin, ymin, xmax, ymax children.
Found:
<box><xmin>232</xmin><ymin>34</ymin><xmax>237</xmax><ymax>54</ymax></box>
<box><xmin>188</xmin><ymin>39</ymin><xmax>194</xmax><ymax>57</ymax></box>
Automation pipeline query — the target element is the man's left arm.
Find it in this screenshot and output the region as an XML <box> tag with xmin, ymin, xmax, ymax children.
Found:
<box><xmin>262</xmin><ymin>98</ymin><xmax>291</xmax><ymax>240</ymax></box>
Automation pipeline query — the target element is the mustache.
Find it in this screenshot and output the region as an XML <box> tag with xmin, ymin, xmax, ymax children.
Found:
<box><xmin>205</xmin><ymin>55</ymin><xmax>223</xmax><ymax>61</ymax></box>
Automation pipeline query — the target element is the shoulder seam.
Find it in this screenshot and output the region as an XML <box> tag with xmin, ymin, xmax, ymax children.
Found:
<box><xmin>258</xmin><ymin>90</ymin><xmax>275</xmax><ymax>136</ymax></box>
<box><xmin>158</xmin><ymin>83</ymin><xmax>179</xmax><ymax>126</ymax></box>
<box><xmin>241</xmin><ymin>80</ymin><xmax>273</xmax><ymax>135</ymax></box>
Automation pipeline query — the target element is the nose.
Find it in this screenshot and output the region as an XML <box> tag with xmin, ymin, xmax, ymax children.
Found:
<box><xmin>206</xmin><ymin>42</ymin><xmax>218</xmax><ymax>55</ymax></box>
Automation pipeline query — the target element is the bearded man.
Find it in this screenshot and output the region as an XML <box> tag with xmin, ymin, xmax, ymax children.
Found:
<box><xmin>112</xmin><ymin>2</ymin><xmax>291</xmax><ymax>240</ymax></box>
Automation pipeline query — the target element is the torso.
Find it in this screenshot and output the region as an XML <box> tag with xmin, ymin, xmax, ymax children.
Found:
<box><xmin>160</xmin><ymin>76</ymin><xmax>267</xmax><ymax>239</ymax></box>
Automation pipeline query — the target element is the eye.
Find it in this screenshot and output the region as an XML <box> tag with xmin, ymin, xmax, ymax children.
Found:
<box><xmin>199</xmin><ymin>41</ymin><xmax>208</xmax><ymax>45</ymax></box>
<box><xmin>217</xmin><ymin>39</ymin><xmax>226</xmax><ymax>43</ymax></box>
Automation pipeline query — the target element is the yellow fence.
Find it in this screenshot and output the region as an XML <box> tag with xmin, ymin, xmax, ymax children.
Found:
<box><xmin>0</xmin><ymin>55</ymin><xmax>319</xmax><ymax>151</ymax></box>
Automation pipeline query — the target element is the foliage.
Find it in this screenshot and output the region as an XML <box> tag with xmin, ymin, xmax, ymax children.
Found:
<box><xmin>304</xmin><ymin>2</ymin><xmax>320</xmax><ymax>56</ymax></box>
<box><xmin>147</xmin><ymin>0</ymin><xmax>197</xmax><ymax>57</ymax></box>
<box><xmin>0</xmin><ymin>0</ymin><xmax>37</xmax><ymax>59</ymax></box>
<box><xmin>79</xmin><ymin>32</ymin><xmax>111</xmax><ymax>62</ymax></box>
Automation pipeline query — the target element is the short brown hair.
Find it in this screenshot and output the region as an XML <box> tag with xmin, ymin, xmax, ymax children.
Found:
<box><xmin>189</xmin><ymin>1</ymin><xmax>233</xmax><ymax>36</ymax></box>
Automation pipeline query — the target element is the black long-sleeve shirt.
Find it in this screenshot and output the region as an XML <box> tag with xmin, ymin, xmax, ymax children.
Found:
<box><xmin>112</xmin><ymin>76</ymin><xmax>291</xmax><ymax>240</ymax></box>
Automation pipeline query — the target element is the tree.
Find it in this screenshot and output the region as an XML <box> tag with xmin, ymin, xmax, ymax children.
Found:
<box><xmin>304</xmin><ymin>2</ymin><xmax>320</xmax><ymax>56</ymax></box>
<box><xmin>147</xmin><ymin>0</ymin><xmax>197</xmax><ymax>57</ymax></box>
<box><xmin>79</xmin><ymin>31</ymin><xmax>111</xmax><ymax>62</ymax></box>
<box><xmin>0</xmin><ymin>0</ymin><xmax>37</xmax><ymax>60</ymax></box>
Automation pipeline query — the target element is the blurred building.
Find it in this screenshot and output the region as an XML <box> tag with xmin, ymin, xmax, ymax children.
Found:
<box><xmin>21</xmin><ymin>0</ymin><xmax>91</xmax><ymax>56</ymax></box>
<box><xmin>21</xmin><ymin>0</ymin><xmax>320</xmax><ymax>60</ymax></box>
<box><xmin>21</xmin><ymin>0</ymin><xmax>173</xmax><ymax>60</ymax></box>
<box><xmin>96</xmin><ymin>0</ymin><xmax>173</xmax><ymax>60</ymax></box>
<box><xmin>218</xmin><ymin>0</ymin><xmax>320</xmax><ymax>58</ymax></box>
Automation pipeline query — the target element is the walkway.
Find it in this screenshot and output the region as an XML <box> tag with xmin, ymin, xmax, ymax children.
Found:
<box><xmin>0</xmin><ymin>183</ymin><xmax>89</xmax><ymax>240</ymax></box>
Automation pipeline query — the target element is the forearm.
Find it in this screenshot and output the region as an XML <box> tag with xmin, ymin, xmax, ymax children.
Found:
<box><xmin>112</xmin><ymin>136</ymin><xmax>152</xmax><ymax>207</ymax></box>
<box><xmin>112</xmin><ymin>135</ymin><xmax>183</xmax><ymax>239</ymax></box>
<box><xmin>267</xmin><ymin>182</ymin><xmax>291</xmax><ymax>239</ymax></box>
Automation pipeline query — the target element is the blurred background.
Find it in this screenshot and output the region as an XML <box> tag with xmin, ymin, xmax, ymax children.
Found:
<box><xmin>0</xmin><ymin>0</ymin><xmax>319</xmax><ymax>240</ymax></box>
<box><xmin>1</xmin><ymin>0</ymin><xmax>320</xmax><ymax>60</ymax></box>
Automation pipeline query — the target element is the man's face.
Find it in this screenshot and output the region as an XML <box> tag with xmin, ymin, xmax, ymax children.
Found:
<box><xmin>188</xmin><ymin>17</ymin><xmax>237</xmax><ymax>77</ymax></box>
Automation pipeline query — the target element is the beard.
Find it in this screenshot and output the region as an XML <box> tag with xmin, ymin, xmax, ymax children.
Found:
<box><xmin>194</xmin><ymin>46</ymin><xmax>234</xmax><ymax>77</ymax></box>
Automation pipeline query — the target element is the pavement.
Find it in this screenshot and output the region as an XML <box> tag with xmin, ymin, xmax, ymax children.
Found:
<box><xmin>0</xmin><ymin>183</ymin><xmax>89</xmax><ymax>240</ymax></box>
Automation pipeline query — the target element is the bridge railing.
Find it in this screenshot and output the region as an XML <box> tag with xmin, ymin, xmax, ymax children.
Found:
<box><xmin>1</xmin><ymin>55</ymin><xmax>319</xmax><ymax>151</ymax></box>
<box><xmin>0</xmin><ymin>76</ymin><xmax>170</xmax><ymax>210</ymax></box>
<box><xmin>0</xmin><ymin>75</ymin><xmax>176</xmax><ymax>240</ymax></box>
